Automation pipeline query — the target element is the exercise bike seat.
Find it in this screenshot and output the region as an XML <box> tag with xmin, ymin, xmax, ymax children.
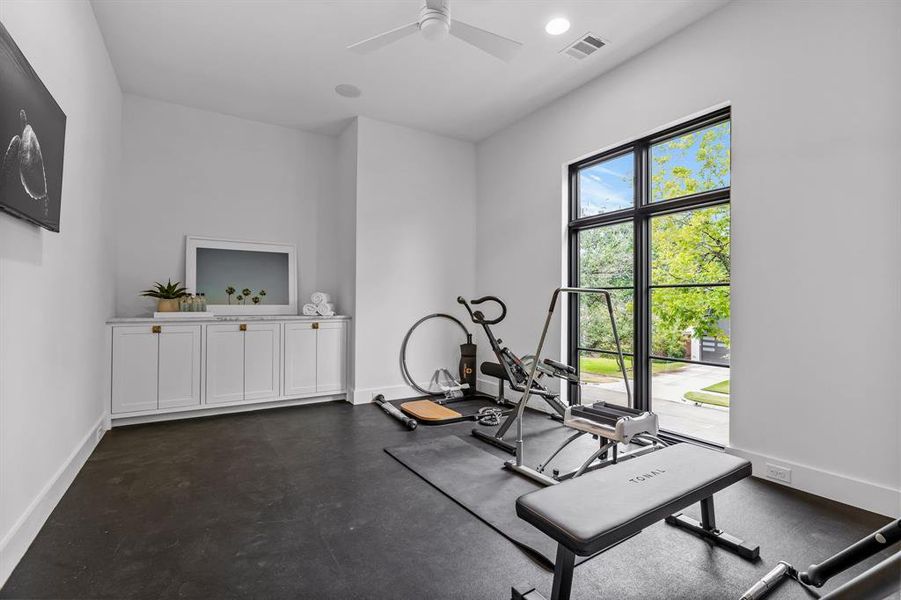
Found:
<box><xmin>481</xmin><ymin>361</ymin><xmax>511</xmax><ymax>382</ymax></box>
<box><xmin>543</xmin><ymin>358</ymin><xmax>577</xmax><ymax>375</ymax></box>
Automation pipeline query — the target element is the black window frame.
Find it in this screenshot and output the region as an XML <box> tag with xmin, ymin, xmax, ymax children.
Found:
<box><xmin>567</xmin><ymin>107</ymin><xmax>731</xmax><ymax>447</ymax></box>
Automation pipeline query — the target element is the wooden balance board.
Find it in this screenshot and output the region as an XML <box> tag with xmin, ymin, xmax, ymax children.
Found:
<box><xmin>400</xmin><ymin>400</ymin><xmax>463</xmax><ymax>423</ymax></box>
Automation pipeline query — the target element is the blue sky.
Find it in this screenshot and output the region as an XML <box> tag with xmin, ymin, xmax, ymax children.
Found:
<box><xmin>579</xmin><ymin>152</ymin><xmax>634</xmax><ymax>216</ymax></box>
<box><xmin>578</xmin><ymin>121</ymin><xmax>730</xmax><ymax>216</ymax></box>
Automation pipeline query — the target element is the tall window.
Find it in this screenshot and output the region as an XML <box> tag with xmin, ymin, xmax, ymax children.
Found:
<box><xmin>568</xmin><ymin>109</ymin><xmax>731</xmax><ymax>446</ymax></box>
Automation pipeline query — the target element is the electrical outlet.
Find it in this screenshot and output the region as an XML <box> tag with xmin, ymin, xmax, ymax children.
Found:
<box><xmin>765</xmin><ymin>463</ymin><xmax>792</xmax><ymax>484</ymax></box>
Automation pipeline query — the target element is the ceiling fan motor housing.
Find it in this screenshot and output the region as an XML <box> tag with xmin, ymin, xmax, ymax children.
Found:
<box><xmin>419</xmin><ymin>6</ymin><xmax>450</xmax><ymax>41</ymax></box>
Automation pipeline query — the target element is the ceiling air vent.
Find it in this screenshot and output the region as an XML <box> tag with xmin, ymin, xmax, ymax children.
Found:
<box><xmin>561</xmin><ymin>33</ymin><xmax>606</xmax><ymax>60</ymax></box>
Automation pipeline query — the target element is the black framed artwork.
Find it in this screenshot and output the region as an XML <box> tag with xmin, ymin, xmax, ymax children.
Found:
<box><xmin>0</xmin><ymin>20</ymin><xmax>66</xmax><ymax>232</ymax></box>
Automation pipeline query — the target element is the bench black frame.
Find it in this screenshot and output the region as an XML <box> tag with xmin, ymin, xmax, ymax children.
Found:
<box><xmin>513</xmin><ymin>492</ymin><xmax>758</xmax><ymax>600</ymax></box>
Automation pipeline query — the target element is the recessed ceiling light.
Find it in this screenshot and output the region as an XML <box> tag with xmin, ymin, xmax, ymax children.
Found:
<box><xmin>545</xmin><ymin>17</ymin><xmax>571</xmax><ymax>36</ymax></box>
<box><xmin>335</xmin><ymin>84</ymin><xmax>362</xmax><ymax>98</ymax></box>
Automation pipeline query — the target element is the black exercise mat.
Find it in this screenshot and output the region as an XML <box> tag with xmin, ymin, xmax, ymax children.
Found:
<box><xmin>385</xmin><ymin>435</ymin><xmax>598</xmax><ymax>570</ymax></box>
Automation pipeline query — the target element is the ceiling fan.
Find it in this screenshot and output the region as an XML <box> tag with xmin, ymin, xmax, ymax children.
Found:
<box><xmin>347</xmin><ymin>0</ymin><xmax>523</xmax><ymax>62</ymax></box>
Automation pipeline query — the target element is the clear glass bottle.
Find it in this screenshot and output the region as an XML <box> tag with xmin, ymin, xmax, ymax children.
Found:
<box><xmin>200</xmin><ymin>293</ymin><xmax>207</xmax><ymax>312</ymax></box>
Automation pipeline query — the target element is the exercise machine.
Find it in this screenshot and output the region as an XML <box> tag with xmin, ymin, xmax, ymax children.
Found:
<box><xmin>740</xmin><ymin>518</ymin><xmax>900</xmax><ymax>600</ymax></box>
<box><xmin>400</xmin><ymin>312</ymin><xmax>476</xmax><ymax>401</ymax></box>
<box><xmin>501</xmin><ymin>287</ymin><xmax>663</xmax><ymax>487</ymax></box>
<box><xmin>534</xmin><ymin>402</ymin><xmax>663</xmax><ymax>484</ymax></box>
<box><xmin>457</xmin><ymin>295</ymin><xmax>577</xmax><ymax>453</ymax></box>
<box><xmin>511</xmin><ymin>443</ymin><xmax>759</xmax><ymax>600</ymax></box>
<box><xmin>392</xmin><ymin>312</ymin><xmax>489</xmax><ymax>426</ymax></box>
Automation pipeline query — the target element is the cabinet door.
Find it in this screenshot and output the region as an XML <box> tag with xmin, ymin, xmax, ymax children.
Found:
<box><xmin>158</xmin><ymin>325</ymin><xmax>201</xmax><ymax>409</ymax></box>
<box><xmin>316</xmin><ymin>322</ymin><xmax>346</xmax><ymax>393</ymax></box>
<box><xmin>244</xmin><ymin>323</ymin><xmax>280</xmax><ymax>401</ymax></box>
<box><xmin>112</xmin><ymin>326</ymin><xmax>158</xmax><ymax>413</ymax></box>
<box><xmin>206</xmin><ymin>324</ymin><xmax>244</xmax><ymax>404</ymax></box>
<box><xmin>284</xmin><ymin>323</ymin><xmax>317</xmax><ymax>397</ymax></box>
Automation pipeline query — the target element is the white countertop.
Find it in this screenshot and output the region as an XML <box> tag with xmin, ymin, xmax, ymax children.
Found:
<box><xmin>107</xmin><ymin>315</ymin><xmax>351</xmax><ymax>324</ymax></box>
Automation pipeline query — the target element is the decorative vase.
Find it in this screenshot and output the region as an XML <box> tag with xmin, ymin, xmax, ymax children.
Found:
<box><xmin>157</xmin><ymin>298</ymin><xmax>180</xmax><ymax>312</ymax></box>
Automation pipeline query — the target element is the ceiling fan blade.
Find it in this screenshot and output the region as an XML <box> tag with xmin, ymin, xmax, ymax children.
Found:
<box><xmin>449</xmin><ymin>19</ymin><xmax>522</xmax><ymax>62</ymax></box>
<box><xmin>347</xmin><ymin>22</ymin><xmax>420</xmax><ymax>54</ymax></box>
<box><xmin>425</xmin><ymin>0</ymin><xmax>447</xmax><ymax>10</ymax></box>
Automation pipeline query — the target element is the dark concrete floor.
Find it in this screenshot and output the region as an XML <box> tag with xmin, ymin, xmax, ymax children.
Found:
<box><xmin>1</xmin><ymin>401</ymin><xmax>895</xmax><ymax>599</ymax></box>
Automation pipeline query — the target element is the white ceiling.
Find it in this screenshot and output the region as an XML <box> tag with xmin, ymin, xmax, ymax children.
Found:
<box><xmin>91</xmin><ymin>0</ymin><xmax>728</xmax><ymax>142</ymax></box>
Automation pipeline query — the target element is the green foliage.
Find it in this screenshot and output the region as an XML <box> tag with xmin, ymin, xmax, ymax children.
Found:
<box><xmin>650</xmin><ymin>206</ymin><xmax>730</xmax><ymax>357</ymax></box>
<box><xmin>578</xmin><ymin>222</ymin><xmax>633</xmax><ymax>352</ymax></box>
<box><xmin>252</xmin><ymin>296</ymin><xmax>261</xmax><ymax>305</ymax></box>
<box><xmin>579</xmin><ymin>355</ymin><xmax>686</xmax><ymax>379</ymax></box>
<box><xmin>579</xmin><ymin>122</ymin><xmax>731</xmax><ymax>359</ymax></box>
<box><xmin>651</xmin><ymin>122</ymin><xmax>730</xmax><ymax>201</ymax></box>
<box><xmin>140</xmin><ymin>279</ymin><xmax>187</xmax><ymax>300</ymax></box>
<box><xmin>703</xmin><ymin>379</ymin><xmax>730</xmax><ymax>394</ymax></box>
<box><xmin>683</xmin><ymin>390</ymin><xmax>730</xmax><ymax>407</ymax></box>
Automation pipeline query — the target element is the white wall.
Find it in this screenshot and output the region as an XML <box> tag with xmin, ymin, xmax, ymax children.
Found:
<box><xmin>352</xmin><ymin>117</ymin><xmax>477</xmax><ymax>403</ymax></box>
<box><xmin>318</xmin><ymin>120</ymin><xmax>358</xmax><ymax>389</ymax></box>
<box><xmin>0</xmin><ymin>0</ymin><xmax>122</xmax><ymax>584</ymax></box>
<box><xmin>476</xmin><ymin>0</ymin><xmax>901</xmax><ymax>516</ymax></box>
<box><xmin>114</xmin><ymin>95</ymin><xmax>338</xmax><ymax>316</ymax></box>
<box><xmin>316</xmin><ymin>119</ymin><xmax>357</xmax><ymax>321</ymax></box>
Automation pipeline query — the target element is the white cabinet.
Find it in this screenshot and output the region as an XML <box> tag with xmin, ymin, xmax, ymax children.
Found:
<box><xmin>244</xmin><ymin>323</ymin><xmax>280</xmax><ymax>401</ymax></box>
<box><xmin>206</xmin><ymin>324</ymin><xmax>245</xmax><ymax>404</ymax></box>
<box><xmin>112</xmin><ymin>327</ymin><xmax>159</xmax><ymax>413</ymax></box>
<box><xmin>283</xmin><ymin>321</ymin><xmax>347</xmax><ymax>396</ymax></box>
<box><xmin>158</xmin><ymin>326</ymin><xmax>202</xmax><ymax>409</ymax></box>
<box><xmin>109</xmin><ymin>317</ymin><xmax>347</xmax><ymax>423</ymax></box>
<box><xmin>206</xmin><ymin>322</ymin><xmax>280</xmax><ymax>404</ymax></box>
<box><xmin>112</xmin><ymin>325</ymin><xmax>201</xmax><ymax>414</ymax></box>
<box><xmin>316</xmin><ymin>321</ymin><xmax>347</xmax><ymax>393</ymax></box>
<box><xmin>284</xmin><ymin>323</ymin><xmax>318</xmax><ymax>397</ymax></box>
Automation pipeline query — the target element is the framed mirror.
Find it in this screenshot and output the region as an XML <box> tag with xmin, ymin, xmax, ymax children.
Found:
<box><xmin>185</xmin><ymin>236</ymin><xmax>297</xmax><ymax>315</ymax></box>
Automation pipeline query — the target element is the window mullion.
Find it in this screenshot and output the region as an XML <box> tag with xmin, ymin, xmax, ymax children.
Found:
<box><xmin>634</xmin><ymin>142</ymin><xmax>651</xmax><ymax>411</ymax></box>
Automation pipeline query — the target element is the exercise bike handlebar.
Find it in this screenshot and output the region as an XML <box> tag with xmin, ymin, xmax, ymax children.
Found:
<box><xmin>457</xmin><ymin>295</ymin><xmax>507</xmax><ymax>325</ymax></box>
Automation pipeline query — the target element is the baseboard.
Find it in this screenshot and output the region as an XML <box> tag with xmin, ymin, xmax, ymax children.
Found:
<box><xmin>351</xmin><ymin>384</ymin><xmax>420</xmax><ymax>405</ymax></box>
<box><xmin>110</xmin><ymin>395</ymin><xmax>346</xmax><ymax>427</ymax></box>
<box><xmin>728</xmin><ymin>446</ymin><xmax>900</xmax><ymax>518</ymax></box>
<box><xmin>0</xmin><ymin>413</ymin><xmax>106</xmax><ymax>587</ymax></box>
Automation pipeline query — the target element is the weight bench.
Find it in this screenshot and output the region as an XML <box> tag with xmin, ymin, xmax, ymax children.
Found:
<box><xmin>511</xmin><ymin>443</ymin><xmax>758</xmax><ymax>600</ymax></box>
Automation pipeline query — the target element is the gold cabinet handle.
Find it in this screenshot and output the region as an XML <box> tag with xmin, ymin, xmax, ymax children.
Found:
<box><xmin>152</xmin><ymin>325</ymin><xmax>161</xmax><ymax>334</ymax></box>
<box><xmin>239</xmin><ymin>323</ymin><xmax>247</xmax><ymax>331</ymax></box>
<box><xmin>312</xmin><ymin>322</ymin><xmax>319</xmax><ymax>330</ymax></box>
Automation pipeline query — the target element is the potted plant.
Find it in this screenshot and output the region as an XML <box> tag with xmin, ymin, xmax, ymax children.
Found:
<box><xmin>141</xmin><ymin>279</ymin><xmax>188</xmax><ymax>312</ymax></box>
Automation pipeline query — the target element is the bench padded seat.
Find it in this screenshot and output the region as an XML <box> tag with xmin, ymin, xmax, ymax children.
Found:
<box><xmin>515</xmin><ymin>444</ymin><xmax>751</xmax><ymax>556</ymax></box>
<box><xmin>481</xmin><ymin>361</ymin><xmax>510</xmax><ymax>382</ymax></box>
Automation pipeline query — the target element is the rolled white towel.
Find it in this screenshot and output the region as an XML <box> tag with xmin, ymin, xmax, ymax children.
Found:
<box><xmin>311</xmin><ymin>291</ymin><xmax>331</xmax><ymax>305</ymax></box>
<box><xmin>316</xmin><ymin>302</ymin><xmax>335</xmax><ymax>316</ymax></box>
<box><xmin>302</xmin><ymin>303</ymin><xmax>318</xmax><ymax>316</ymax></box>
